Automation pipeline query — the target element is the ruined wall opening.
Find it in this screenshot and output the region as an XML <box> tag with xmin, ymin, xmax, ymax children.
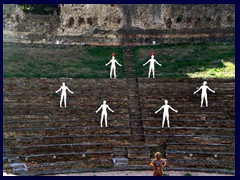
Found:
<box><xmin>186</xmin><ymin>17</ymin><xmax>191</xmax><ymax>23</ymax></box>
<box><xmin>78</xmin><ymin>17</ymin><xmax>85</xmax><ymax>26</ymax></box>
<box><xmin>227</xmin><ymin>16</ymin><xmax>233</xmax><ymax>22</ymax></box>
<box><xmin>87</xmin><ymin>18</ymin><xmax>93</xmax><ymax>26</ymax></box>
<box><xmin>176</xmin><ymin>15</ymin><xmax>183</xmax><ymax>23</ymax></box>
<box><xmin>68</xmin><ymin>17</ymin><xmax>75</xmax><ymax>28</ymax></box>
<box><xmin>166</xmin><ymin>18</ymin><xmax>172</xmax><ymax>29</ymax></box>
<box><xmin>216</xmin><ymin>16</ymin><xmax>221</xmax><ymax>26</ymax></box>
<box><xmin>194</xmin><ymin>17</ymin><xmax>201</xmax><ymax>27</ymax></box>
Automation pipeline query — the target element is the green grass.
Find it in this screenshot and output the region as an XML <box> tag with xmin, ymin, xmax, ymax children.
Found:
<box><xmin>184</xmin><ymin>172</ymin><xmax>193</xmax><ymax>176</ymax></box>
<box><xmin>3</xmin><ymin>44</ymin><xmax>125</xmax><ymax>78</ymax></box>
<box><xmin>164</xmin><ymin>172</ymin><xmax>170</xmax><ymax>176</ymax></box>
<box><xmin>134</xmin><ymin>42</ymin><xmax>235</xmax><ymax>78</ymax></box>
<box><xmin>3</xmin><ymin>42</ymin><xmax>235</xmax><ymax>78</ymax></box>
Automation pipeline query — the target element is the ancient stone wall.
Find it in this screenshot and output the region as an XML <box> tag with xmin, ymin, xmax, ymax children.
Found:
<box><xmin>3</xmin><ymin>4</ymin><xmax>235</xmax><ymax>45</ymax></box>
<box><xmin>3</xmin><ymin>4</ymin><xmax>60</xmax><ymax>44</ymax></box>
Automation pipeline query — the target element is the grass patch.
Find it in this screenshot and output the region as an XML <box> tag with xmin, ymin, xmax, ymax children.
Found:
<box><xmin>184</xmin><ymin>172</ymin><xmax>193</xmax><ymax>176</ymax></box>
<box><xmin>134</xmin><ymin>42</ymin><xmax>235</xmax><ymax>78</ymax></box>
<box><xmin>3</xmin><ymin>42</ymin><xmax>235</xmax><ymax>78</ymax></box>
<box><xmin>164</xmin><ymin>172</ymin><xmax>170</xmax><ymax>176</ymax></box>
<box><xmin>3</xmin><ymin>44</ymin><xmax>125</xmax><ymax>78</ymax></box>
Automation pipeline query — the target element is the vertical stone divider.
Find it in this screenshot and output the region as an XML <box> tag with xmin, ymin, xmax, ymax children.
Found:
<box><xmin>123</xmin><ymin>46</ymin><xmax>145</xmax><ymax>144</ymax></box>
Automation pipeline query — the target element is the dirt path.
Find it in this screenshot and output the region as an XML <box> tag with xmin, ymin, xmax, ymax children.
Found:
<box><xmin>49</xmin><ymin>171</ymin><xmax>234</xmax><ymax>176</ymax></box>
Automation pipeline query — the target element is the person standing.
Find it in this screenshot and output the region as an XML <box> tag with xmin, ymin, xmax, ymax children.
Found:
<box><xmin>150</xmin><ymin>152</ymin><xmax>167</xmax><ymax>176</ymax></box>
<box><xmin>106</xmin><ymin>53</ymin><xmax>122</xmax><ymax>78</ymax></box>
<box><xmin>96</xmin><ymin>100</ymin><xmax>114</xmax><ymax>127</ymax></box>
<box><xmin>55</xmin><ymin>82</ymin><xmax>74</xmax><ymax>108</ymax></box>
<box><xmin>194</xmin><ymin>81</ymin><xmax>215</xmax><ymax>107</ymax></box>
<box><xmin>143</xmin><ymin>52</ymin><xmax>162</xmax><ymax>78</ymax></box>
<box><xmin>155</xmin><ymin>100</ymin><xmax>178</xmax><ymax>128</ymax></box>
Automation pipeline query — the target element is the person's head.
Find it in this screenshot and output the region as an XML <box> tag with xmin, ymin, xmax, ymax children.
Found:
<box><xmin>62</xmin><ymin>82</ymin><xmax>65</xmax><ymax>86</ymax></box>
<box><xmin>164</xmin><ymin>100</ymin><xmax>168</xmax><ymax>104</ymax></box>
<box><xmin>112</xmin><ymin>53</ymin><xmax>115</xmax><ymax>59</ymax></box>
<box><xmin>154</xmin><ymin>152</ymin><xmax>161</xmax><ymax>159</ymax></box>
<box><xmin>103</xmin><ymin>100</ymin><xmax>106</xmax><ymax>104</ymax></box>
<box><xmin>203</xmin><ymin>81</ymin><xmax>207</xmax><ymax>85</ymax></box>
<box><xmin>151</xmin><ymin>52</ymin><xmax>154</xmax><ymax>59</ymax></box>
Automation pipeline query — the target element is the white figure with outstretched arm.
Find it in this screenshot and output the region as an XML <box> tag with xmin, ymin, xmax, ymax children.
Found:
<box><xmin>155</xmin><ymin>100</ymin><xmax>178</xmax><ymax>128</ymax></box>
<box><xmin>143</xmin><ymin>52</ymin><xmax>162</xmax><ymax>78</ymax></box>
<box><xmin>105</xmin><ymin>53</ymin><xmax>122</xmax><ymax>78</ymax></box>
<box><xmin>96</xmin><ymin>100</ymin><xmax>114</xmax><ymax>127</ymax></box>
<box><xmin>55</xmin><ymin>82</ymin><xmax>74</xmax><ymax>108</ymax></box>
<box><xmin>194</xmin><ymin>81</ymin><xmax>215</xmax><ymax>107</ymax></box>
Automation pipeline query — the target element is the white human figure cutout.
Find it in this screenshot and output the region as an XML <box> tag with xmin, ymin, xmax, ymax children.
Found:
<box><xmin>55</xmin><ymin>82</ymin><xmax>74</xmax><ymax>108</ymax></box>
<box><xmin>143</xmin><ymin>52</ymin><xmax>162</xmax><ymax>78</ymax></box>
<box><xmin>96</xmin><ymin>100</ymin><xmax>114</xmax><ymax>127</ymax></box>
<box><xmin>105</xmin><ymin>53</ymin><xmax>122</xmax><ymax>78</ymax></box>
<box><xmin>194</xmin><ymin>81</ymin><xmax>215</xmax><ymax>107</ymax></box>
<box><xmin>155</xmin><ymin>100</ymin><xmax>178</xmax><ymax>128</ymax></box>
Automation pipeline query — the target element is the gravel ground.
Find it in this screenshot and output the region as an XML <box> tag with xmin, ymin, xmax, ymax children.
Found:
<box><xmin>48</xmin><ymin>171</ymin><xmax>234</xmax><ymax>176</ymax></box>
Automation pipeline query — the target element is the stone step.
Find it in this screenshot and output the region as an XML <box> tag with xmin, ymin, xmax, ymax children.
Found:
<box><xmin>112</xmin><ymin>146</ymin><xmax>128</xmax><ymax>158</ymax></box>
<box><xmin>6</xmin><ymin>134</ymin><xmax>131</xmax><ymax>146</ymax></box>
<box><xmin>3</xmin><ymin>91</ymin><xmax>129</xmax><ymax>98</ymax></box>
<box><xmin>4</xmin><ymin>119</ymin><xmax>131</xmax><ymax>128</ymax></box>
<box><xmin>3</xmin><ymin>94</ymin><xmax>129</xmax><ymax>101</ymax></box>
<box><xmin>140</xmin><ymin>99</ymin><xmax>235</xmax><ymax>106</ymax></box>
<box><xmin>166</xmin><ymin>151</ymin><xmax>235</xmax><ymax>169</ymax></box>
<box><xmin>4</xmin><ymin>113</ymin><xmax>130</xmax><ymax>120</ymax></box>
<box><xmin>142</xmin><ymin>114</ymin><xmax>235</xmax><ymax>120</ymax></box>
<box><xmin>144</xmin><ymin>134</ymin><xmax>234</xmax><ymax>146</ymax></box>
<box><xmin>4</xmin><ymin>78</ymin><xmax>234</xmax><ymax>86</ymax></box>
<box><xmin>15</xmin><ymin>143</ymin><xmax>113</xmax><ymax>156</ymax></box>
<box><xmin>139</xmin><ymin>84</ymin><xmax>234</xmax><ymax>90</ymax></box>
<box><xmin>148</xmin><ymin>145</ymin><xmax>166</xmax><ymax>158</ymax></box>
<box><xmin>166</xmin><ymin>143</ymin><xmax>234</xmax><ymax>152</ymax></box>
<box><xmin>3</xmin><ymin>100</ymin><xmax>129</xmax><ymax>108</ymax></box>
<box><xmin>143</xmin><ymin>127</ymin><xmax>235</xmax><ymax>136</ymax></box>
<box><xmin>3</xmin><ymin>108</ymin><xmax>129</xmax><ymax>116</ymax></box>
<box><xmin>127</xmin><ymin>158</ymin><xmax>150</xmax><ymax>166</ymax></box>
<box><xmin>25</xmin><ymin>159</ymin><xmax>113</xmax><ymax>173</ymax></box>
<box><xmin>139</xmin><ymin>96</ymin><xmax>235</xmax><ymax>104</ymax></box>
<box><xmin>127</xmin><ymin>151</ymin><xmax>149</xmax><ymax>159</ymax></box>
<box><xmin>138</xmin><ymin>78</ymin><xmax>235</xmax><ymax>84</ymax></box>
<box><xmin>141</xmin><ymin>98</ymin><xmax>235</xmax><ymax>103</ymax></box>
<box><xmin>169</xmin><ymin>159</ymin><xmax>235</xmax><ymax>170</ymax></box>
<box><xmin>4</xmin><ymin>108</ymin><xmax>233</xmax><ymax>117</ymax></box>
<box><xmin>141</xmin><ymin>109</ymin><xmax>234</xmax><ymax>114</ymax></box>
<box><xmin>142</xmin><ymin>119</ymin><xmax>235</xmax><ymax>128</ymax></box>
<box><xmin>3</xmin><ymin>78</ymin><xmax>127</xmax><ymax>84</ymax></box>
<box><xmin>4</xmin><ymin>126</ymin><xmax>131</xmax><ymax>137</ymax></box>
<box><xmin>18</xmin><ymin>151</ymin><xmax>113</xmax><ymax>170</ymax></box>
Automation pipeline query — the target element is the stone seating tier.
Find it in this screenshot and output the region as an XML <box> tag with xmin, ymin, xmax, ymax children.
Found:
<box><xmin>3</xmin><ymin>78</ymin><xmax>235</xmax><ymax>174</ymax></box>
